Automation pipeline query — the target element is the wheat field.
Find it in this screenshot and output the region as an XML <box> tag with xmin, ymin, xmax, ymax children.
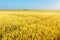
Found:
<box><xmin>0</xmin><ymin>10</ymin><xmax>60</xmax><ymax>40</ymax></box>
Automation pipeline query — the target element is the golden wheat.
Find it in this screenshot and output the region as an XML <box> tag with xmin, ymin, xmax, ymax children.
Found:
<box><xmin>0</xmin><ymin>10</ymin><xmax>60</xmax><ymax>40</ymax></box>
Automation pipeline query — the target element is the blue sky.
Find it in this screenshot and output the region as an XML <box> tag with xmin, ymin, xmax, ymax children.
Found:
<box><xmin>0</xmin><ymin>0</ymin><xmax>60</xmax><ymax>10</ymax></box>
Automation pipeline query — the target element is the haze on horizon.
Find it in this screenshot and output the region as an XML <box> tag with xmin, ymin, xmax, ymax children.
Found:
<box><xmin>0</xmin><ymin>0</ymin><xmax>60</xmax><ymax>10</ymax></box>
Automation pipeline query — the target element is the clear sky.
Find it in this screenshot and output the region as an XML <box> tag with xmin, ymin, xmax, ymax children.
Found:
<box><xmin>0</xmin><ymin>0</ymin><xmax>60</xmax><ymax>10</ymax></box>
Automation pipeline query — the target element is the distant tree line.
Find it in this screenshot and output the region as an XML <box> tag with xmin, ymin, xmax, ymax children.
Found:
<box><xmin>23</xmin><ymin>9</ymin><xmax>30</xmax><ymax>10</ymax></box>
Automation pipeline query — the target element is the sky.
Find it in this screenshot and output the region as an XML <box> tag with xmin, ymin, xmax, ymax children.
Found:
<box><xmin>0</xmin><ymin>0</ymin><xmax>60</xmax><ymax>10</ymax></box>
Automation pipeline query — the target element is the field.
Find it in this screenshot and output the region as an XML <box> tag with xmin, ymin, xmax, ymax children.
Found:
<box><xmin>0</xmin><ymin>10</ymin><xmax>60</xmax><ymax>40</ymax></box>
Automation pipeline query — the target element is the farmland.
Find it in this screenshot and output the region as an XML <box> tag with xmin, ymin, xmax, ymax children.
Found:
<box><xmin>0</xmin><ymin>10</ymin><xmax>60</xmax><ymax>40</ymax></box>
